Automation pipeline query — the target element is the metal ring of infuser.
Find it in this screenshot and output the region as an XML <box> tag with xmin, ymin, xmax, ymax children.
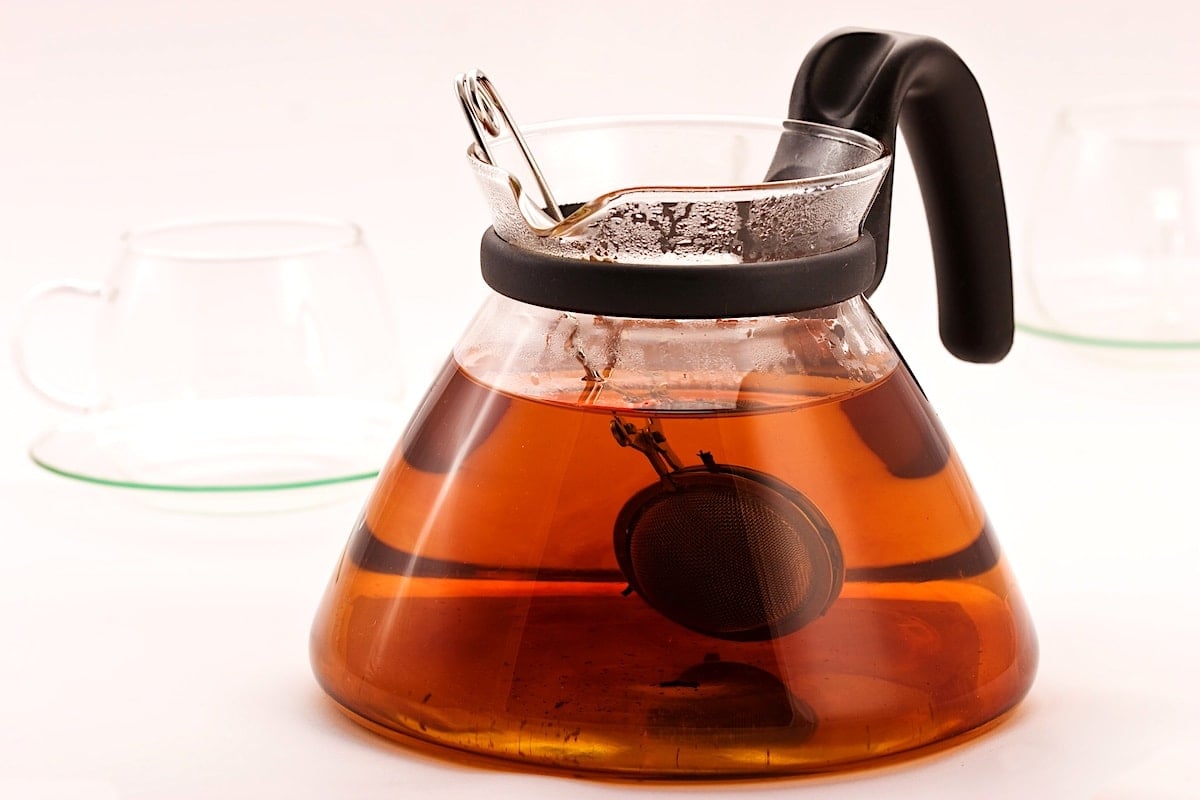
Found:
<box><xmin>455</xmin><ymin>69</ymin><xmax>564</xmax><ymax>223</ymax></box>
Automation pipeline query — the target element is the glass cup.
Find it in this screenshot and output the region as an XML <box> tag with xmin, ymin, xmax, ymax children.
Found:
<box><xmin>13</xmin><ymin>217</ymin><xmax>405</xmax><ymax>505</ymax></box>
<box><xmin>1020</xmin><ymin>98</ymin><xmax>1200</xmax><ymax>354</ymax></box>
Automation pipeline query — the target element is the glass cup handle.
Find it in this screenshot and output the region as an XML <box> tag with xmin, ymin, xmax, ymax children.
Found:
<box><xmin>11</xmin><ymin>279</ymin><xmax>112</xmax><ymax>412</ymax></box>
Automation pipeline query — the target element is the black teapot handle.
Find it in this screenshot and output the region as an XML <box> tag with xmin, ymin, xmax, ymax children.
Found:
<box><xmin>789</xmin><ymin>30</ymin><xmax>1014</xmax><ymax>363</ymax></box>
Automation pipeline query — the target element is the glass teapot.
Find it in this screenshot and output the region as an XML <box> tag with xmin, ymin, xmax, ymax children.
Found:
<box><xmin>310</xmin><ymin>29</ymin><xmax>1037</xmax><ymax>777</ymax></box>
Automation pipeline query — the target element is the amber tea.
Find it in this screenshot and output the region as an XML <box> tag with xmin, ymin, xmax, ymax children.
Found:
<box><xmin>310</xmin><ymin>359</ymin><xmax>1036</xmax><ymax>776</ymax></box>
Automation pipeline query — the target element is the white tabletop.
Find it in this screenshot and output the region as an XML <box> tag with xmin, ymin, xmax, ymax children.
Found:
<box><xmin>3</xmin><ymin>2</ymin><xmax>1199</xmax><ymax>798</ymax></box>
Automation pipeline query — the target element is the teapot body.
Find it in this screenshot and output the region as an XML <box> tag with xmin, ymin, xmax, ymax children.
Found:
<box><xmin>311</xmin><ymin>29</ymin><xmax>1037</xmax><ymax>775</ymax></box>
<box><xmin>310</xmin><ymin>293</ymin><xmax>1037</xmax><ymax>776</ymax></box>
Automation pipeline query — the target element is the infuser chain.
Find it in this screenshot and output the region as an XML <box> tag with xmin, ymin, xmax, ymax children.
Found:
<box><xmin>610</xmin><ymin>417</ymin><xmax>685</xmax><ymax>479</ymax></box>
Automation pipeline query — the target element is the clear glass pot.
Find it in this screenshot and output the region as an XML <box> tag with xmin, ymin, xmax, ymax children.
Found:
<box><xmin>310</xmin><ymin>110</ymin><xmax>1037</xmax><ymax>776</ymax></box>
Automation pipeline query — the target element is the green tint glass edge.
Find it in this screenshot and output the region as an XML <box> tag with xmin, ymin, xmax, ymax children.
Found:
<box><xmin>1016</xmin><ymin>321</ymin><xmax>1200</xmax><ymax>351</ymax></box>
<box><xmin>28</xmin><ymin>450</ymin><xmax>379</xmax><ymax>493</ymax></box>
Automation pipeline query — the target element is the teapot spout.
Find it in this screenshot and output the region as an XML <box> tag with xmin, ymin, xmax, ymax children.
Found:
<box><xmin>467</xmin><ymin>117</ymin><xmax>890</xmax><ymax>266</ymax></box>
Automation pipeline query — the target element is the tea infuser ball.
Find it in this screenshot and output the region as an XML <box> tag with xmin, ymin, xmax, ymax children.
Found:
<box><xmin>613</xmin><ymin>459</ymin><xmax>844</xmax><ymax>641</ymax></box>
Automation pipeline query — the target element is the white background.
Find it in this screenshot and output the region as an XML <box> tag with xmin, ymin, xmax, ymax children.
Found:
<box><xmin>2</xmin><ymin>1</ymin><xmax>1199</xmax><ymax>798</ymax></box>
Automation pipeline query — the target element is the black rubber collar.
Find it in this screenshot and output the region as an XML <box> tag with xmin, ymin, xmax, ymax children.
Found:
<box><xmin>479</xmin><ymin>228</ymin><xmax>877</xmax><ymax>319</ymax></box>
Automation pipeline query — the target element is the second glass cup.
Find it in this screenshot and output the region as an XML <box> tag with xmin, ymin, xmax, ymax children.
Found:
<box><xmin>1021</xmin><ymin>98</ymin><xmax>1200</xmax><ymax>353</ymax></box>
<box><xmin>14</xmin><ymin>217</ymin><xmax>405</xmax><ymax>499</ymax></box>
